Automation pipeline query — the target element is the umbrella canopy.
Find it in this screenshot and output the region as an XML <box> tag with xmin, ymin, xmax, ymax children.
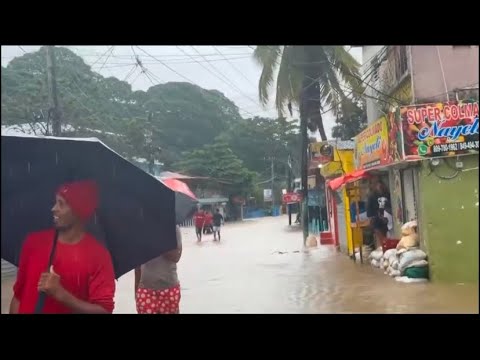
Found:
<box><xmin>1</xmin><ymin>134</ymin><xmax>177</xmax><ymax>279</ymax></box>
<box><xmin>161</xmin><ymin>178</ymin><xmax>198</xmax><ymax>224</ymax></box>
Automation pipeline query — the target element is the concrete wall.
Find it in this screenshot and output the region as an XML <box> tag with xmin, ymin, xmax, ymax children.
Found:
<box><xmin>417</xmin><ymin>154</ymin><xmax>479</xmax><ymax>283</ymax></box>
<box><xmin>411</xmin><ymin>46</ymin><xmax>479</xmax><ymax>103</ymax></box>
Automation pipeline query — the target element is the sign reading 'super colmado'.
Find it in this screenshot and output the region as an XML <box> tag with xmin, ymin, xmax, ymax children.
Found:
<box><xmin>400</xmin><ymin>101</ymin><xmax>479</xmax><ymax>159</ymax></box>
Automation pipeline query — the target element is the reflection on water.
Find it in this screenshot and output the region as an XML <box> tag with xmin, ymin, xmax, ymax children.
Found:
<box><xmin>3</xmin><ymin>216</ymin><xmax>476</xmax><ymax>314</ymax></box>
<box><xmin>112</xmin><ymin>217</ymin><xmax>478</xmax><ymax>314</ymax></box>
<box><xmin>198</xmin><ymin>219</ymin><xmax>478</xmax><ymax>313</ymax></box>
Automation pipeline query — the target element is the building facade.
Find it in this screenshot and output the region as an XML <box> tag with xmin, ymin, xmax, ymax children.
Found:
<box><xmin>361</xmin><ymin>45</ymin><xmax>479</xmax><ymax>283</ymax></box>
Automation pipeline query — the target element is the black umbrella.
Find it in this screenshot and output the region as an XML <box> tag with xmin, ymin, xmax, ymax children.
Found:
<box><xmin>1</xmin><ymin>134</ymin><xmax>177</xmax><ymax>279</ymax></box>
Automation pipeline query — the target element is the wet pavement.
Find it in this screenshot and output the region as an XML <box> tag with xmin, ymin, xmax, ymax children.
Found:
<box><xmin>2</xmin><ymin>216</ymin><xmax>478</xmax><ymax>314</ymax></box>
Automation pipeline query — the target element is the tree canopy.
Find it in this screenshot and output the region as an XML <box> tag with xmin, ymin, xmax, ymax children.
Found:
<box><xmin>2</xmin><ymin>46</ymin><xmax>311</xmax><ymax>200</ymax></box>
<box><xmin>252</xmin><ymin>46</ymin><xmax>363</xmax><ymax>140</ymax></box>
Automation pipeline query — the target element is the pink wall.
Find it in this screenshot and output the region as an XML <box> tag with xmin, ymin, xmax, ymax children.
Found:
<box><xmin>411</xmin><ymin>46</ymin><xmax>479</xmax><ymax>102</ymax></box>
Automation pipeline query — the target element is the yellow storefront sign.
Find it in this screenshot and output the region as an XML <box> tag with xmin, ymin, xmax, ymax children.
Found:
<box><xmin>354</xmin><ymin>116</ymin><xmax>390</xmax><ymax>170</ymax></box>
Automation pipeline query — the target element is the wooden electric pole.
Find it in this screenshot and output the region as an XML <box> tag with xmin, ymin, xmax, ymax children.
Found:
<box><xmin>300</xmin><ymin>113</ymin><xmax>309</xmax><ymax>244</ymax></box>
<box><xmin>46</xmin><ymin>46</ymin><xmax>61</xmax><ymax>136</ymax></box>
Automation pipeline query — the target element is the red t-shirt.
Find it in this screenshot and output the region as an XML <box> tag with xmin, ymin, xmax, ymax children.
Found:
<box><xmin>193</xmin><ymin>212</ymin><xmax>206</xmax><ymax>227</ymax></box>
<box><xmin>204</xmin><ymin>213</ymin><xmax>213</xmax><ymax>226</ymax></box>
<box><xmin>13</xmin><ymin>229</ymin><xmax>116</xmax><ymax>314</ymax></box>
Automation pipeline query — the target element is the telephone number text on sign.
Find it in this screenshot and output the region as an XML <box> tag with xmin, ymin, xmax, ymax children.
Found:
<box><xmin>432</xmin><ymin>141</ymin><xmax>479</xmax><ymax>154</ymax></box>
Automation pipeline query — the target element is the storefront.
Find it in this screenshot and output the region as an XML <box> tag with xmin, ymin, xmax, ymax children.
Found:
<box><xmin>328</xmin><ymin>100</ymin><xmax>478</xmax><ymax>284</ymax></box>
<box><xmin>308</xmin><ymin>142</ymin><xmax>331</xmax><ymax>241</ymax></box>
<box><xmin>318</xmin><ymin>141</ymin><xmax>355</xmax><ymax>252</ymax></box>
<box><xmin>398</xmin><ymin>100</ymin><xmax>479</xmax><ymax>282</ymax></box>
<box><xmin>327</xmin><ymin>114</ymin><xmax>407</xmax><ymax>261</ymax></box>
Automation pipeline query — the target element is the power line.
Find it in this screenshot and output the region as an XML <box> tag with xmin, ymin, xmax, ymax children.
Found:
<box><xmin>90</xmin><ymin>46</ymin><xmax>114</xmax><ymax>67</ymax></box>
<box><xmin>186</xmin><ymin>46</ymin><xmax>260</xmax><ymax>109</ymax></box>
<box><xmin>212</xmin><ymin>46</ymin><xmax>257</xmax><ymax>87</ymax></box>
<box><xmin>123</xmin><ymin>65</ymin><xmax>138</xmax><ymax>82</ymax></box>
<box><xmin>98</xmin><ymin>46</ymin><xmax>115</xmax><ymax>72</ymax></box>
<box><xmin>69</xmin><ymin>51</ymin><xmax>254</xmax><ymax>58</ymax></box>
<box><xmin>136</xmin><ymin>46</ymin><xmax>196</xmax><ymax>84</ymax></box>
<box><xmin>18</xmin><ymin>46</ymin><xmax>26</xmax><ymax>53</ymax></box>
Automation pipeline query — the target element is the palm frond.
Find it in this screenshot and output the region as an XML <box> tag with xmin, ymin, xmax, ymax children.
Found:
<box><xmin>253</xmin><ymin>46</ymin><xmax>282</xmax><ymax>106</ymax></box>
<box><xmin>275</xmin><ymin>46</ymin><xmax>304</xmax><ymax>116</ymax></box>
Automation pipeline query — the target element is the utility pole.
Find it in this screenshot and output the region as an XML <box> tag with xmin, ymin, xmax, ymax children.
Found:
<box><xmin>287</xmin><ymin>154</ymin><xmax>292</xmax><ymax>225</ymax></box>
<box><xmin>271</xmin><ymin>157</ymin><xmax>275</xmax><ymax>210</ymax></box>
<box><xmin>46</xmin><ymin>46</ymin><xmax>61</xmax><ymax>136</ymax></box>
<box><xmin>300</xmin><ymin>113</ymin><xmax>309</xmax><ymax>244</ymax></box>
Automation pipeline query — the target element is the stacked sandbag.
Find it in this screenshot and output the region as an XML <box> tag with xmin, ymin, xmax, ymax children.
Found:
<box><xmin>368</xmin><ymin>247</ymin><xmax>383</xmax><ymax>268</ymax></box>
<box><xmin>381</xmin><ymin>249</ymin><xmax>401</xmax><ymax>277</ymax></box>
<box><xmin>397</xmin><ymin>247</ymin><xmax>429</xmax><ymax>280</ymax></box>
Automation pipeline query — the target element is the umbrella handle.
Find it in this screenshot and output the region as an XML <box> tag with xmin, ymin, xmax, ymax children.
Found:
<box><xmin>34</xmin><ymin>230</ymin><xmax>59</xmax><ymax>314</ymax></box>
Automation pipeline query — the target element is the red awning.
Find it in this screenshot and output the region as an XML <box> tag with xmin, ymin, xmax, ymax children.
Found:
<box><xmin>327</xmin><ymin>169</ymin><xmax>372</xmax><ymax>191</ymax></box>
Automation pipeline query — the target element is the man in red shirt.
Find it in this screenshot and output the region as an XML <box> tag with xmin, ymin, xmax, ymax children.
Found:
<box><xmin>193</xmin><ymin>209</ymin><xmax>206</xmax><ymax>242</ymax></box>
<box><xmin>203</xmin><ymin>211</ymin><xmax>213</xmax><ymax>235</ymax></box>
<box><xmin>9</xmin><ymin>180</ymin><xmax>116</xmax><ymax>314</ymax></box>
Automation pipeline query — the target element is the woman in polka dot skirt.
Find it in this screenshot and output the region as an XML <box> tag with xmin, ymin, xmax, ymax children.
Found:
<box><xmin>134</xmin><ymin>226</ymin><xmax>182</xmax><ymax>314</ymax></box>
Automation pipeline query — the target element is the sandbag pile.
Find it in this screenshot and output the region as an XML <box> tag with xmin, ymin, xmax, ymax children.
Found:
<box><xmin>397</xmin><ymin>248</ymin><xmax>429</xmax><ymax>279</ymax></box>
<box><xmin>368</xmin><ymin>246</ymin><xmax>430</xmax><ymax>281</ymax></box>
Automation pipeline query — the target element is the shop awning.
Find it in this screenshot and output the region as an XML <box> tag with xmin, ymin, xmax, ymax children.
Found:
<box><xmin>327</xmin><ymin>169</ymin><xmax>372</xmax><ymax>191</ymax></box>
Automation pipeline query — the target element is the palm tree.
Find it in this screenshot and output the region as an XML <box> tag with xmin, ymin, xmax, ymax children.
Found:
<box><xmin>253</xmin><ymin>46</ymin><xmax>362</xmax><ymax>241</ymax></box>
<box><xmin>253</xmin><ymin>46</ymin><xmax>362</xmax><ymax>140</ymax></box>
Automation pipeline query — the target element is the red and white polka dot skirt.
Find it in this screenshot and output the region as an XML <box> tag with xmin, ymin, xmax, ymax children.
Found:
<box><xmin>136</xmin><ymin>285</ymin><xmax>181</xmax><ymax>314</ymax></box>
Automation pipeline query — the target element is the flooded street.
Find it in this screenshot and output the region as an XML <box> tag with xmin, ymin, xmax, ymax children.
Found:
<box><xmin>1</xmin><ymin>215</ymin><xmax>477</xmax><ymax>314</ymax></box>
<box><xmin>113</xmin><ymin>216</ymin><xmax>478</xmax><ymax>314</ymax></box>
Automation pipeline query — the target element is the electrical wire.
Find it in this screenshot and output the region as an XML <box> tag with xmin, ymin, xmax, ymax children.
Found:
<box><xmin>181</xmin><ymin>46</ymin><xmax>260</xmax><ymax>110</ymax></box>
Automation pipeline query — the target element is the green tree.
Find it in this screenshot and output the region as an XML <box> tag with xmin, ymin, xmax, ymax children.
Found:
<box><xmin>173</xmin><ymin>140</ymin><xmax>257</xmax><ymax>198</ymax></box>
<box><xmin>331</xmin><ymin>99</ymin><xmax>367</xmax><ymax>140</ymax></box>
<box><xmin>220</xmin><ymin>116</ymin><xmax>300</xmax><ymax>188</ymax></box>
<box><xmin>2</xmin><ymin>47</ymin><xmax>244</xmax><ymax>169</ymax></box>
<box><xmin>141</xmin><ymin>82</ymin><xmax>242</xmax><ymax>168</ymax></box>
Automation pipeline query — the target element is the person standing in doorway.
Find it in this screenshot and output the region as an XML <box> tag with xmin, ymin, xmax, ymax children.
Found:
<box><xmin>212</xmin><ymin>208</ymin><xmax>224</xmax><ymax>241</ymax></box>
<box><xmin>134</xmin><ymin>225</ymin><xmax>182</xmax><ymax>314</ymax></box>
<box><xmin>367</xmin><ymin>179</ymin><xmax>392</xmax><ymax>249</ymax></box>
<box><xmin>9</xmin><ymin>180</ymin><xmax>116</xmax><ymax>314</ymax></box>
<box><xmin>193</xmin><ymin>208</ymin><xmax>206</xmax><ymax>242</ymax></box>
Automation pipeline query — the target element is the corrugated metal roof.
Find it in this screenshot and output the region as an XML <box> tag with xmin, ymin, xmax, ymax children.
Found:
<box><xmin>327</xmin><ymin>140</ymin><xmax>355</xmax><ymax>150</ymax></box>
<box><xmin>198</xmin><ymin>198</ymin><xmax>229</xmax><ymax>204</ymax></box>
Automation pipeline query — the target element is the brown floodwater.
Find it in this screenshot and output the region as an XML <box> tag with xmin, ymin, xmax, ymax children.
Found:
<box><xmin>113</xmin><ymin>216</ymin><xmax>478</xmax><ymax>314</ymax></box>
<box><xmin>2</xmin><ymin>216</ymin><xmax>477</xmax><ymax>314</ymax></box>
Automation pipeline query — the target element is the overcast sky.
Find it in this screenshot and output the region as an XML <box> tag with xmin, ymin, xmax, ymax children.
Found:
<box><xmin>1</xmin><ymin>46</ymin><xmax>362</xmax><ymax>138</ymax></box>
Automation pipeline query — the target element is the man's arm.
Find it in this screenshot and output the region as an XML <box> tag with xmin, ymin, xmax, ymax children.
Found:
<box><xmin>134</xmin><ymin>267</ymin><xmax>141</xmax><ymax>296</ymax></box>
<box><xmin>9</xmin><ymin>297</ymin><xmax>20</xmax><ymax>314</ymax></box>
<box><xmin>55</xmin><ymin>288</ymin><xmax>111</xmax><ymax>314</ymax></box>
<box><xmin>10</xmin><ymin>234</ymin><xmax>33</xmax><ymax>314</ymax></box>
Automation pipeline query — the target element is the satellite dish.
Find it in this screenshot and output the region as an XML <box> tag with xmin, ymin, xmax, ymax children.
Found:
<box><xmin>319</xmin><ymin>144</ymin><xmax>333</xmax><ymax>157</ymax></box>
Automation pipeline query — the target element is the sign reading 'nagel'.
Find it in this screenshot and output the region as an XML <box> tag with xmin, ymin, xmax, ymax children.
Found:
<box><xmin>400</xmin><ymin>101</ymin><xmax>479</xmax><ymax>159</ymax></box>
<box><xmin>354</xmin><ymin>116</ymin><xmax>390</xmax><ymax>170</ymax></box>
